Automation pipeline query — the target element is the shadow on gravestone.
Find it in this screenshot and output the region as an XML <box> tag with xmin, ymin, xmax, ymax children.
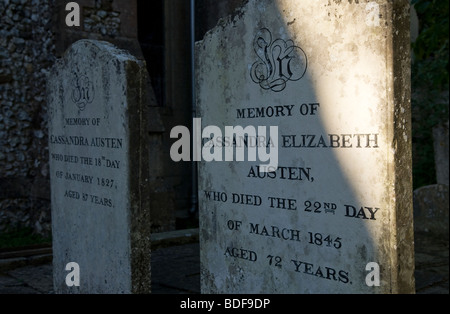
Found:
<box><xmin>47</xmin><ymin>40</ymin><xmax>151</xmax><ymax>294</ymax></box>
<box><xmin>196</xmin><ymin>0</ymin><xmax>414</xmax><ymax>294</ymax></box>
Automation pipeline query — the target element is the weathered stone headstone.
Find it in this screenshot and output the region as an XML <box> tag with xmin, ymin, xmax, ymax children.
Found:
<box><xmin>414</xmin><ymin>184</ymin><xmax>449</xmax><ymax>237</ymax></box>
<box><xmin>433</xmin><ymin>119</ymin><xmax>449</xmax><ymax>186</ymax></box>
<box><xmin>196</xmin><ymin>0</ymin><xmax>415</xmax><ymax>293</ymax></box>
<box><xmin>48</xmin><ymin>40</ymin><xmax>151</xmax><ymax>293</ymax></box>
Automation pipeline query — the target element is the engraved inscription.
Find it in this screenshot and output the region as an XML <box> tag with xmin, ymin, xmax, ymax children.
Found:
<box><xmin>50</xmin><ymin>115</ymin><xmax>123</xmax><ymax>211</ymax></box>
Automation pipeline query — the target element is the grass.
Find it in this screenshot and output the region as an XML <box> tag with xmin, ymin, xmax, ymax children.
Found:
<box><xmin>0</xmin><ymin>227</ymin><xmax>51</xmax><ymax>250</ymax></box>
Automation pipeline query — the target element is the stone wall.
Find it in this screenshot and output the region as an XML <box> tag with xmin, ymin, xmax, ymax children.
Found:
<box><xmin>0</xmin><ymin>0</ymin><xmax>56</xmax><ymax>236</ymax></box>
<box><xmin>83</xmin><ymin>2</ymin><xmax>121</xmax><ymax>37</ymax></box>
<box><xmin>0</xmin><ymin>0</ymin><xmax>178</xmax><ymax>236</ymax></box>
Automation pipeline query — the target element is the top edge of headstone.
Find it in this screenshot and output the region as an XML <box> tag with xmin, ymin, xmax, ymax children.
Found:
<box><xmin>196</xmin><ymin>0</ymin><xmax>250</xmax><ymax>45</ymax></box>
<box><xmin>55</xmin><ymin>39</ymin><xmax>140</xmax><ymax>68</ymax></box>
<box><xmin>48</xmin><ymin>39</ymin><xmax>143</xmax><ymax>81</ymax></box>
<box><xmin>195</xmin><ymin>0</ymin><xmax>410</xmax><ymax>46</ymax></box>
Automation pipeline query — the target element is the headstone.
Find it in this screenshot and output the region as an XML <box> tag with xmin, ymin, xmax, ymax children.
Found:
<box><xmin>48</xmin><ymin>40</ymin><xmax>151</xmax><ymax>293</ymax></box>
<box><xmin>410</xmin><ymin>3</ymin><xmax>419</xmax><ymax>43</ymax></box>
<box><xmin>413</xmin><ymin>184</ymin><xmax>449</xmax><ymax>237</ymax></box>
<box><xmin>196</xmin><ymin>0</ymin><xmax>415</xmax><ymax>293</ymax></box>
<box><xmin>433</xmin><ymin>119</ymin><xmax>449</xmax><ymax>186</ymax></box>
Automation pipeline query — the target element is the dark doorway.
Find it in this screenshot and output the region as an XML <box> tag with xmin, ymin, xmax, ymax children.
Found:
<box><xmin>137</xmin><ymin>0</ymin><xmax>165</xmax><ymax>106</ymax></box>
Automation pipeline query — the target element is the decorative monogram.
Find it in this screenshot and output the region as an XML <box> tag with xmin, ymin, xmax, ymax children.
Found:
<box><xmin>250</xmin><ymin>28</ymin><xmax>307</xmax><ymax>92</ymax></box>
<box><xmin>71</xmin><ymin>73</ymin><xmax>94</xmax><ymax>111</ymax></box>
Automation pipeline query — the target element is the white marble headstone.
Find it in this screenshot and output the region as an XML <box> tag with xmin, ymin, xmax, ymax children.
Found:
<box><xmin>196</xmin><ymin>0</ymin><xmax>414</xmax><ymax>293</ymax></box>
<box><xmin>48</xmin><ymin>40</ymin><xmax>151</xmax><ymax>294</ymax></box>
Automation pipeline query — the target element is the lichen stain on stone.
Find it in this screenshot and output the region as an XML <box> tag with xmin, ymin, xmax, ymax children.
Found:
<box><xmin>226</xmin><ymin>262</ymin><xmax>247</xmax><ymax>292</ymax></box>
<box><xmin>357</xmin><ymin>244</ymin><xmax>368</xmax><ymax>260</ymax></box>
<box><xmin>201</xmin><ymin>266</ymin><xmax>218</xmax><ymax>293</ymax></box>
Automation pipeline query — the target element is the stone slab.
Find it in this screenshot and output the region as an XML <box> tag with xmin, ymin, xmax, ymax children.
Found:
<box><xmin>48</xmin><ymin>40</ymin><xmax>151</xmax><ymax>293</ymax></box>
<box><xmin>196</xmin><ymin>0</ymin><xmax>414</xmax><ymax>294</ymax></box>
<box><xmin>413</xmin><ymin>184</ymin><xmax>449</xmax><ymax>236</ymax></box>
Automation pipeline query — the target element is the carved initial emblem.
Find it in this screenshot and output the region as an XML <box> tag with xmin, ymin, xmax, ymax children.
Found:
<box><xmin>71</xmin><ymin>74</ymin><xmax>94</xmax><ymax>111</ymax></box>
<box><xmin>250</xmin><ymin>28</ymin><xmax>307</xmax><ymax>92</ymax></box>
